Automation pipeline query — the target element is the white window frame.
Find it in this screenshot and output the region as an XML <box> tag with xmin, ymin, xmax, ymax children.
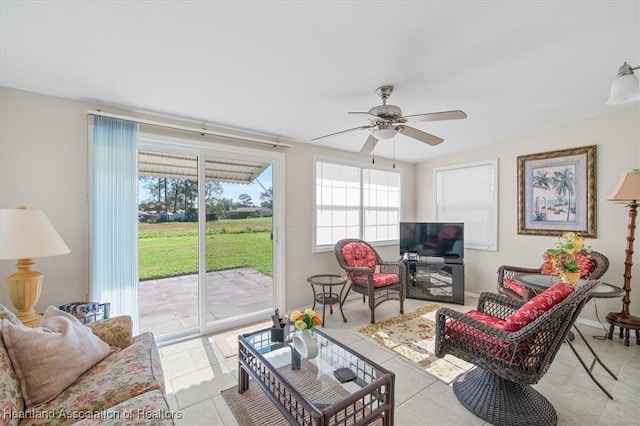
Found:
<box><xmin>434</xmin><ymin>159</ymin><xmax>498</xmax><ymax>251</ymax></box>
<box><xmin>313</xmin><ymin>156</ymin><xmax>402</xmax><ymax>252</ymax></box>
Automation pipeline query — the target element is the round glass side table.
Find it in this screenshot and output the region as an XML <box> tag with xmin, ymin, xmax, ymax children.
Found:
<box><xmin>306</xmin><ymin>274</ymin><xmax>348</xmax><ymax>325</ymax></box>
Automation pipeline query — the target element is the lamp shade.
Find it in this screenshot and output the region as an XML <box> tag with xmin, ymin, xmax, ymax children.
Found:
<box><xmin>606</xmin><ymin>62</ymin><xmax>640</xmax><ymax>105</ymax></box>
<box><xmin>608</xmin><ymin>172</ymin><xmax>640</xmax><ymax>202</ymax></box>
<box><xmin>0</xmin><ymin>207</ymin><xmax>70</xmax><ymax>260</ymax></box>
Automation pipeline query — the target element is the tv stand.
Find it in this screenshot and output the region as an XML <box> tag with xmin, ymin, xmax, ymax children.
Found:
<box><xmin>404</xmin><ymin>259</ymin><xmax>465</xmax><ymax>304</ymax></box>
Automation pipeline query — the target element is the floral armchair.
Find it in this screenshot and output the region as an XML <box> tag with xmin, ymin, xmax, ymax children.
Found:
<box><xmin>334</xmin><ymin>238</ymin><xmax>405</xmax><ymax>323</ymax></box>
<box><xmin>497</xmin><ymin>250</ymin><xmax>609</xmax><ymax>302</ymax></box>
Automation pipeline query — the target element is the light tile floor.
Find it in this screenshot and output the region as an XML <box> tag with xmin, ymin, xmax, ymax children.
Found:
<box><xmin>160</xmin><ymin>296</ymin><xmax>640</xmax><ymax>426</ymax></box>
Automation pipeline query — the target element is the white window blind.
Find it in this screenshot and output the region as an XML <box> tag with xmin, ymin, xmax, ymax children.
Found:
<box><xmin>363</xmin><ymin>168</ymin><xmax>400</xmax><ymax>242</ymax></box>
<box><xmin>434</xmin><ymin>159</ymin><xmax>498</xmax><ymax>251</ymax></box>
<box><xmin>315</xmin><ymin>159</ymin><xmax>401</xmax><ymax>250</ymax></box>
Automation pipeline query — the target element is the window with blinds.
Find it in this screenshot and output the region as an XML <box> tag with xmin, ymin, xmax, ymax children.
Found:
<box><xmin>434</xmin><ymin>159</ymin><xmax>498</xmax><ymax>251</ymax></box>
<box><xmin>315</xmin><ymin>159</ymin><xmax>401</xmax><ymax>251</ymax></box>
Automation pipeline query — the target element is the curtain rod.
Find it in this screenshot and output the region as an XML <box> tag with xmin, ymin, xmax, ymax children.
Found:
<box><xmin>87</xmin><ymin>110</ymin><xmax>292</xmax><ymax>149</ymax></box>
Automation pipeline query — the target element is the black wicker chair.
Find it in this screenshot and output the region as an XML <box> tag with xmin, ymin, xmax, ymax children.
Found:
<box><xmin>435</xmin><ymin>279</ymin><xmax>598</xmax><ymax>426</ymax></box>
<box><xmin>334</xmin><ymin>238</ymin><xmax>405</xmax><ymax>324</ymax></box>
<box><xmin>497</xmin><ymin>250</ymin><xmax>609</xmax><ymax>302</ymax></box>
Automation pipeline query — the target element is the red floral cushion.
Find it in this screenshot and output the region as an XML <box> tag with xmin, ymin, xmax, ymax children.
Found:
<box><xmin>503</xmin><ymin>282</ymin><xmax>574</xmax><ymax>332</ymax></box>
<box><xmin>465</xmin><ymin>310</ymin><xmax>507</xmax><ymax>329</ymax></box>
<box><xmin>342</xmin><ymin>243</ymin><xmax>376</xmax><ymax>271</ymax></box>
<box><xmin>343</xmin><ymin>243</ymin><xmax>399</xmax><ymax>287</ymax></box>
<box><xmin>446</xmin><ymin>314</ymin><xmax>528</xmax><ymax>364</ymax></box>
<box><xmin>503</xmin><ymin>278</ymin><xmax>527</xmax><ymax>296</ymax></box>
<box><xmin>371</xmin><ymin>273</ymin><xmax>399</xmax><ymax>287</ymax></box>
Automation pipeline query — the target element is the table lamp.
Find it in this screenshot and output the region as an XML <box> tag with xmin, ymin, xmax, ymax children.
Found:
<box><xmin>0</xmin><ymin>206</ymin><xmax>70</xmax><ymax>327</ymax></box>
<box><xmin>606</xmin><ymin>171</ymin><xmax>640</xmax><ymax>345</ymax></box>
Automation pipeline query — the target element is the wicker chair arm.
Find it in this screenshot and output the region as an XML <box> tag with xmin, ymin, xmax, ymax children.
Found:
<box><xmin>477</xmin><ymin>292</ymin><xmax>523</xmax><ymax>320</ymax></box>
<box><xmin>434</xmin><ymin>307</ymin><xmax>519</xmax><ymax>359</ymax></box>
<box><xmin>379</xmin><ymin>260</ymin><xmax>403</xmax><ymax>275</ymax></box>
<box><xmin>498</xmin><ymin>265</ymin><xmax>542</xmax><ymax>275</ymax></box>
<box><xmin>344</xmin><ymin>266</ymin><xmax>373</xmax><ymax>281</ymax></box>
<box><xmin>435</xmin><ymin>307</ymin><xmax>511</xmax><ymax>337</ymax></box>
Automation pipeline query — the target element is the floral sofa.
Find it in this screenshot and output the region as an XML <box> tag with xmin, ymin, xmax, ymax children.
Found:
<box><xmin>0</xmin><ymin>304</ymin><xmax>174</xmax><ymax>426</ymax></box>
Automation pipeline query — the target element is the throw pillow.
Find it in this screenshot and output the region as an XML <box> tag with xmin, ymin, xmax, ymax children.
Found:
<box><xmin>503</xmin><ymin>282</ymin><xmax>574</xmax><ymax>332</ymax></box>
<box><xmin>86</xmin><ymin>315</ymin><xmax>133</xmax><ymax>349</ymax></box>
<box><xmin>2</xmin><ymin>306</ymin><xmax>112</xmax><ymax>409</ymax></box>
<box><xmin>0</xmin><ymin>304</ymin><xmax>20</xmax><ymax>325</ymax></box>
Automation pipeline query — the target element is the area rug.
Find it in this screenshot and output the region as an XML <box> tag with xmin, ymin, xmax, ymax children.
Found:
<box><xmin>210</xmin><ymin>320</ymin><xmax>272</xmax><ymax>358</ymax></box>
<box><xmin>355</xmin><ymin>303</ymin><xmax>475</xmax><ymax>384</ymax></box>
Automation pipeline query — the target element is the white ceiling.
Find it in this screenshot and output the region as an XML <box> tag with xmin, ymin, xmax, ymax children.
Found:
<box><xmin>1</xmin><ymin>1</ymin><xmax>638</xmax><ymax>163</ymax></box>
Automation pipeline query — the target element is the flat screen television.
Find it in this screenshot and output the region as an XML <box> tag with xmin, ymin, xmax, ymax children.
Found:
<box><xmin>399</xmin><ymin>222</ymin><xmax>464</xmax><ymax>259</ymax></box>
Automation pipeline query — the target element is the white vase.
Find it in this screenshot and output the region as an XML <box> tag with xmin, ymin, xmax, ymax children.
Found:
<box><xmin>292</xmin><ymin>329</ymin><xmax>318</xmax><ymax>359</ymax></box>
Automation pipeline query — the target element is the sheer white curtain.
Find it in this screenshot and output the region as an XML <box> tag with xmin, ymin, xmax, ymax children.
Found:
<box><xmin>91</xmin><ymin>116</ymin><xmax>139</xmax><ymax>328</ymax></box>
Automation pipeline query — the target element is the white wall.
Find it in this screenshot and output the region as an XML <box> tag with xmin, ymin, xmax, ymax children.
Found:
<box><xmin>416</xmin><ymin>105</ymin><xmax>640</xmax><ymax>323</ymax></box>
<box><xmin>0</xmin><ymin>87</ymin><xmax>91</xmax><ymax>308</ymax></box>
<box><xmin>282</xmin><ymin>141</ymin><xmax>416</xmax><ymax>309</ymax></box>
<box><xmin>0</xmin><ymin>86</ymin><xmax>416</xmax><ymax>313</ymax></box>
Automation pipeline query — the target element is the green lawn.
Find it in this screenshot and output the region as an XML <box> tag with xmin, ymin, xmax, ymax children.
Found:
<box><xmin>138</xmin><ymin>217</ymin><xmax>273</xmax><ymax>280</ymax></box>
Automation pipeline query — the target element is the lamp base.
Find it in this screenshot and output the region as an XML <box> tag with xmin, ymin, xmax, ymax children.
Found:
<box><xmin>6</xmin><ymin>258</ymin><xmax>44</xmax><ymax>328</ymax></box>
<box><xmin>605</xmin><ymin>312</ymin><xmax>640</xmax><ymax>346</ymax></box>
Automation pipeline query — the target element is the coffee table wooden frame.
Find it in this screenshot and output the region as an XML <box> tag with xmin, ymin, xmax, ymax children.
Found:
<box><xmin>238</xmin><ymin>328</ymin><xmax>395</xmax><ymax>425</ymax></box>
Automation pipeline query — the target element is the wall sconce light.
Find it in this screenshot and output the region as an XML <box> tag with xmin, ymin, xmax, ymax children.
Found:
<box><xmin>606</xmin><ymin>62</ymin><xmax>640</xmax><ymax>105</ymax></box>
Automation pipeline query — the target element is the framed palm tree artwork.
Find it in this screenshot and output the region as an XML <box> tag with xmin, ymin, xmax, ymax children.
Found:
<box><xmin>518</xmin><ymin>145</ymin><xmax>596</xmax><ymax>237</ymax></box>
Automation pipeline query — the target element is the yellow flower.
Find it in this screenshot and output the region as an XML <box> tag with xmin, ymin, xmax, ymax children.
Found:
<box><xmin>288</xmin><ymin>308</ymin><xmax>323</xmax><ymax>330</ymax></box>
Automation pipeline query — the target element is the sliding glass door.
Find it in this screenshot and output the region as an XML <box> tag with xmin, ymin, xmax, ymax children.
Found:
<box><xmin>203</xmin><ymin>155</ymin><xmax>274</xmax><ymax>325</ymax></box>
<box><xmin>136</xmin><ymin>137</ymin><xmax>283</xmax><ymax>341</ymax></box>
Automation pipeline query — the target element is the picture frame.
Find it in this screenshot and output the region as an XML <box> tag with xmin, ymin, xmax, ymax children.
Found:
<box><xmin>518</xmin><ymin>145</ymin><xmax>596</xmax><ymax>237</ymax></box>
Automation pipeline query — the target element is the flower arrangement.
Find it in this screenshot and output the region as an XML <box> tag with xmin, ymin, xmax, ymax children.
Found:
<box><xmin>286</xmin><ymin>308</ymin><xmax>322</xmax><ymax>331</ymax></box>
<box><xmin>542</xmin><ymin>232</ymin><xmax>592</xmax><ymax>280</ymax></box>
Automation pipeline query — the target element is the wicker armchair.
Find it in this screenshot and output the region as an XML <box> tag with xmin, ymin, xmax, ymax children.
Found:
<box><xmin>497</xmin><ymin>250</ymin><xmax>609</xmax><ymax>302</ymax></box>
<box><xmin>435</xmin><ymin>279</ymin><xmax>598</xmax><ymax>425</ymax></box>
<box><xmin>334</xmin><ymin>238</ymin><xmax>405</xmax><ymax>324</ymax></box>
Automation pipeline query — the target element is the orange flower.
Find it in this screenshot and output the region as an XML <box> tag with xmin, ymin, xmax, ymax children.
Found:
<box><xmin>289</xmin><ymin>308</ymin><xmax>322</xmax><ymax>330</ymax></box>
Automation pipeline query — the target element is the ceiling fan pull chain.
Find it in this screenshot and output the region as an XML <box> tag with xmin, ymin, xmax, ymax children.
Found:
<box><xmin>392</xmin><ymin>137</ymin><xmax>396</xmax><ymax>169</ymax></box>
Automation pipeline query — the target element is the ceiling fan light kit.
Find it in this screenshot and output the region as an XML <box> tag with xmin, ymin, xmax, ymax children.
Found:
<box><xmin>607</xmin><ymin>61</ymin><xmax>640</xmax><ymax>105</ymax></box>
<box><xmin>370</xmin><ymin>125</ymin><xmax>399</xmax><ymax>140</ymax></box>
<box><xmin>312</xmin><ymin>85</ymin><xmax>467</xmax><ymax>154</ymax></box>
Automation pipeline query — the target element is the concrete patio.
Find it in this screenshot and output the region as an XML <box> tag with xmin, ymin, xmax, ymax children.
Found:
<box><xmin>138</xmin><ymin>267</ymin><xmax>273</xmax><ymax>337</ymax></box>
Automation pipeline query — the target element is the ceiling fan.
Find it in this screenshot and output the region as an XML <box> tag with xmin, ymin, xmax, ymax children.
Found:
<box><xmin>312</xmin><ymin>85</ymin><xmax>467</xmax><ymax>154</ymax></box>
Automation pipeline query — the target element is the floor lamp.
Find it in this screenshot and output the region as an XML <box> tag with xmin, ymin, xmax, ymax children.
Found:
<box><xmin>606</xmin><ymin>172</ymin><xmax>640</xmax><ymax>346</ymax></box>
<box><xmin>0</xmin><ymin>206</ymin><xmax>70</xmax><ymax>327</ymax></box>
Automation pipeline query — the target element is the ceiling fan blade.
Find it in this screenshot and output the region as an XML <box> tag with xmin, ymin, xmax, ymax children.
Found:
<box><xmin>348</xmin><ymin>111</ymin><xmax>386</xmax><ymax>121</ymax></box>
<box><xmin>360</xmin><ymin>135</ymin><xmax>378</xmax><ymax>154</ymax></box>
<box><xmin>311</xmin><ymin>125</ymin><xmax>373</xmax><ymax>142</ymax></box>
<box><xmin>400</xmin><ymin>126</ymin><xmax>444</xmax><ymax>146</ymax></box>
<box><xmin>401</xmin><ymin>110</ymin><xmax>467</xmax><ymax>123</ymax></box>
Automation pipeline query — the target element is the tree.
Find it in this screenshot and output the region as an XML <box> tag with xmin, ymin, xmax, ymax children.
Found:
<box><xmin>260</xmin><ymin>186</ymin><xmax>273</xmax><ymax>208</ymax></box>
<box><xmin>552</xmin><ymin>168</ymin><xmax>575</xmax><ymax>221</ymax></box>
<box><xmin>238</xmin><ymin>193</ymin><xmax>254</xmax><ymax>206</ymax></box>
<box><xmin>205</xmin><ymin>181</ymin><xmax>224</xmax><ymax>201</ymax></box>
<box><xmin>532</xmin><ymin>170</ymin><xmax>551</xmax><ymax>190</ymax></box>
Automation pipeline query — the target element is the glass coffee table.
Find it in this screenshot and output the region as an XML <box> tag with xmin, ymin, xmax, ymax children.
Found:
<box><xmin>238</xmin><ymin>327</ymin><xmax>395</xmax><ymax>425</ymax></box>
